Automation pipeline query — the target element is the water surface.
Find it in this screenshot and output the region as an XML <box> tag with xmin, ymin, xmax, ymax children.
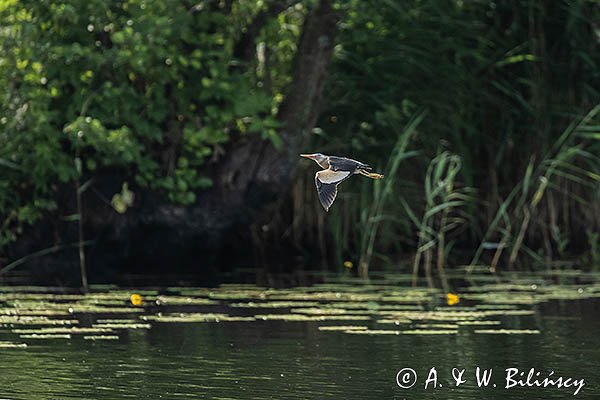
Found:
<box><xmin>0</xmin><ymin>271</ymin><xmax>598</xmax><ymax>399</ymax></box>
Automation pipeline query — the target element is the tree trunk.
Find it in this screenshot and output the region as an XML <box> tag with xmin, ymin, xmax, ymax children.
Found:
<box><xmin>100</xmin><ymin>0</ymin><xmax>340</xmax><ymax>276</ymax></box>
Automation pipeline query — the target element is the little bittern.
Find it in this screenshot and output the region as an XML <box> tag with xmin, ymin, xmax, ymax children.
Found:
<box><xmin>300</xmin><ymin>153</ymin><xmax>384</xmax><ymax>211</ymax></box>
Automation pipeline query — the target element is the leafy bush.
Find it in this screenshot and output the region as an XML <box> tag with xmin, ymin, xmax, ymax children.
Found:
<box><xmin>0</xmin><ymin>0</ymin><xmax>302</xmax><ymax>247</ymax></box>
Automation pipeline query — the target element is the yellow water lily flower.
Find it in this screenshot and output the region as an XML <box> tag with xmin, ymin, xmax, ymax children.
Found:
<box><xmin>446</xmin><ymin>293</ymin><xmax>460</xmax><ymax>306</ymax></box>
<box><xmin>130</xmin><ymin>294</ymin><xmax>143</xmax><ymax>306</ymax></box>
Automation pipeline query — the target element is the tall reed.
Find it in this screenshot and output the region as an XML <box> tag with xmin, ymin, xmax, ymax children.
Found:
<box><xmin>400</xmin><ymin>151</ymin><xmax>472</xmax><ymax>288</ymax></box>
<box><xmin>357</xmin><ymin>111</ymin><xmax>424</xmax><ymax>278</ymax></box>
<box><xmin>470</xmin><ymin>105</ymin><xmax>600</xmax><ymax>270</ymax></box>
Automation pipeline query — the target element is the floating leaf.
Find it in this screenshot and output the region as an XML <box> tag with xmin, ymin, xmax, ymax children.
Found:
<box><xmin>20</xmin><ymin>334</ymin><xmax>71</xmax><ymax>339</ymax></box>
<box><xmin>0</xmin><ymin>342</ymin><xmax>27</xmax><ymax>348</ymax></box>
<box><xmin>474</xmin><ymin>329</ymin><xmax>540</xmax><ymax>334</ymax></box>
<box><xmin>318</xmin><ymin>325</ymin><xmax>368</xmax><ymax>331</ymax></box>
<box><xmin>83</xmin><ymin>335</ymin><xmax>120</xmax><ymax>341</ymax></box>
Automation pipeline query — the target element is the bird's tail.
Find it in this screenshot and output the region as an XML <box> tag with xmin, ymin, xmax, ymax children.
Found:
<box><xmin>358</xmin><ymin>169</ymin><xmax>384</xmax><ymax>179</ymax></box>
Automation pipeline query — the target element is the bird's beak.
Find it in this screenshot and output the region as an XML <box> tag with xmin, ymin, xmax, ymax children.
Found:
<box><xmin>300</xmin><ymin>154</ymin><xmax>316</xmax><ymax>160</ymax></box>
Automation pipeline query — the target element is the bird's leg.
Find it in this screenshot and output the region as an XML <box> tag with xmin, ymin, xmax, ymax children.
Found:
<box><xmin>358</xmin><ymin>170</ymin><xmax>384</xmax><ymax>179</ymax></box>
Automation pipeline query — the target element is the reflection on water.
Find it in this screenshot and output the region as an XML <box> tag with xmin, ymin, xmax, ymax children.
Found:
<box><xmin>0</xmin><ymin>271</ymin><xmax>599</xmax><ymax>399</ymax></box>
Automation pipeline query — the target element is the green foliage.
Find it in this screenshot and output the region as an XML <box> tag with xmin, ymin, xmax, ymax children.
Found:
<box><xmin>63</xmin><ymin>117</ymin><xmax>142</xmax><ymax>166</ymax></box>
<box><xmin>403</xmin><ymin>150</ymin><xmax>474</xmax><ymax>286</ymax></box>
<box><xmin>357</xmin><ymin>109</ymin><xmax>423</xmax><ymax>277</ymax></box>
<box><xmin>0</xmin><ymin>0</ymin><xmax>296</xmax><ymax>247</ymax></box>
<box><xmin>586</xmin><ymin>230</ymin><xmax>600</xmax><ymax>269</ymax></box>
<box><xmin>470</xmin><ymin>105</ymin><xmax>600</xmax><ymax>269</ymax></box>
<box><xmin>0</xmin><ymin>0</ymin><xmax>598</xmax><ymax>272</ymax></box>
<box><xmin>111</xmin><ymin>182</ymin><xmax>134</xmax><ymax>214</ymax></box>
<box><xmin>326</xmin><ymin>0</ymin><xmax>599</xmax><ymax>172</ymax></box>
<box><xmin>312</xmin><ymin>0</ymin><xmax>600</xmax><ymax>270</ymax></box>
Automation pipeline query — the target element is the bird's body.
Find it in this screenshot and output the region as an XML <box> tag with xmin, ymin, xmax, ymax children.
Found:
<box><xmin>301</xmin><ymin>153</ymin><xmax>384</xmax><ymax>211</ymax></box>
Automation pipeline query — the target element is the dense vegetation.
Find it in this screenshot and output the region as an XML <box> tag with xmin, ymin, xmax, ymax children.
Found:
<box><xmin>0</xmin><ymin>0</ymin><xmax>299</xmax><ymax>242</ymax></box>
<box><xmin>0</xmin><ymin>0</ymin><xmax>598</xmax><ymax>282</ymax></box>
<box><xmin>314</xmin><ymin>0</ymin><xmax>600</xmax><ymax>277</ymax></box>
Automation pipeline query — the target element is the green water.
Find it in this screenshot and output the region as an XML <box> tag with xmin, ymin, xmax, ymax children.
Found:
<box><xmin>0</xmin><ymin>273</ymin><xmax>599</xmax><ymax>399</ymax></box>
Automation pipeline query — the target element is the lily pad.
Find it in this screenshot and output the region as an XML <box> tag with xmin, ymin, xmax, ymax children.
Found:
<box><xmin>318</xmin><ymin>325</ymin><xmax>369</xmax><ymax>331</ymax></box>
<box><xmin>19</xmin><ymin>334</ymin><xmax>71</xmax><ymax>339</ymax></box>
<box><xmin>474</xmin><ymin>329</ymin><xmax>540</xmax><ymax>334</ymax></box>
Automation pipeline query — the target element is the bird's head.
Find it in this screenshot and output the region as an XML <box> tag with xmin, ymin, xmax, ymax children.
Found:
<box><xmin>300</xmin><ymin>153</ymin><xmax>328</xmax><ymax>167</ymax></box>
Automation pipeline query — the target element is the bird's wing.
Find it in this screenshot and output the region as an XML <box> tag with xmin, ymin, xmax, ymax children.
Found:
<box><xmin>315</xmin><ymin>169</ymin><xmax>351</xmax><ymax>211</ymax></box>
<box><xmin>328</xmin><ymin>156</ymin><xmax>370</xmax><ymax>171</ymax></box>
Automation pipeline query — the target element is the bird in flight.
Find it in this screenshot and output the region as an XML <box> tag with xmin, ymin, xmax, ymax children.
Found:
<box><xmin>300</xmin><ymin>153</ymin><xmax>384</xmax><ymax>212</ymax></box>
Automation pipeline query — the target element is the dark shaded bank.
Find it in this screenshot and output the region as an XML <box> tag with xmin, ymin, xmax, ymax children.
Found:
<box><xmin>2</xmin><ymin>0</ymin><xmax>340</xmax><ymax>285</ymax></box>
